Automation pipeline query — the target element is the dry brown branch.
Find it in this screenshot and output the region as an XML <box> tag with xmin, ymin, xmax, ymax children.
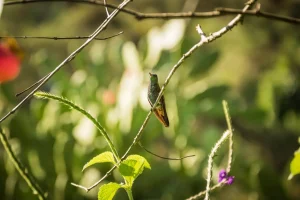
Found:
<box><xmin>4</xmin><ymin>0</ymin><xmax>300</xmax><ymax>24</ymax></box>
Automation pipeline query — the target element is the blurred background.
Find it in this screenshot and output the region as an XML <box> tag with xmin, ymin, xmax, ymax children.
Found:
<box><xmin>0</xmin><ymin>0</ymin><xmax>300</xmax><ymax>199</ymax></box>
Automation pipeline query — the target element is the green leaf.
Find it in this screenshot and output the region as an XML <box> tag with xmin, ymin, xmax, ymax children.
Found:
<box><xmin>289</xmin><ymin>149</ymin><xmax>300</xmax><ymax>180</ymax></box>
<box><xmin>119</xmin><ymin>155</ymin><xmax>151</xmax><ymax>186</ymax></box>
<box><xmin>82</xmin><ymin>151</ymin><xmax>115</xmax><ymax>171</ymax></box>
<box><xmin>98</xmin><ymin>182</ymin><xmax>121</xmax><ymax>200</ymax></box>
<box><xmin>127</xmin><ymin>155</ymin><xmax>151</xmax><ymax>169</ymax></box>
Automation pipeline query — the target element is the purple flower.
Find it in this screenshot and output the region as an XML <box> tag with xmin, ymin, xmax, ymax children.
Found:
<box><xmin>218</xmin><ymin>169</ymin><xmax>227</xmax><ymax>183</ymax></box>
<box><xmin>218</xmin><ymin>170</ymin><xmax>235</xmax><ymax>185</ymax></box>
<box><xmin>226</xmin><ymin>176</ymin><xmax>235</xmax><ymax>185</ymax></box>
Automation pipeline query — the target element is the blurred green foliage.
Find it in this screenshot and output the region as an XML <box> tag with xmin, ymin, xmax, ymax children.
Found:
<box><xmin>1</xmin><ymin>0</ymin><xmax>300</xmax><ymax>199</ymax></box>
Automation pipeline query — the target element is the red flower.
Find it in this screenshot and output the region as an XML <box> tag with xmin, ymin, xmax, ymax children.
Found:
<box><xmin>0</xmin><ymin>38</ymin><xmax>23</xmax><ymax>83</ymax></box>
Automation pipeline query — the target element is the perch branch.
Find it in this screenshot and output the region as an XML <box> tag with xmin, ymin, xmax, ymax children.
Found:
<box><xmin>71</xmin><ymin>0</ymin><xmax>256</xmax><ymax>192</ymax></box>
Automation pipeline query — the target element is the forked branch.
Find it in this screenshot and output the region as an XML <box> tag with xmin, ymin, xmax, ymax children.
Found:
<box><xmin>0</xmin><ymin>0</ymin><xmax>132</xmax><ymax>123</ymax></box>
<box><xmin>4</xmin><ymin>0</ymin><xmax>300</xmax><ymax>24</ymax></box>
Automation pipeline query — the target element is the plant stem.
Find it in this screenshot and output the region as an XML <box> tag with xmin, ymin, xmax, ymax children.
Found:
<box><xmin>0</xmin><ymin>127</ymin><xmax>46</xmax><ymax>200</ymax></box>
<box><xmin>34</xmin><ymin>91</ymin><xmax>120</xmax><ymax>161</ymax></box>
<box><xmin>204</xmin><ymin>130</ymin><xmax>230</xmax><ymax>200</ymax></box>
<box><xmin>125</xmin><ymin>187</ymin><xmax>134</xmax><ymax>200</ymax></box>
<box><xmin>222</xmin><ymin>100</ymin><xmax>234</xmax><ymax>173</ymax></box>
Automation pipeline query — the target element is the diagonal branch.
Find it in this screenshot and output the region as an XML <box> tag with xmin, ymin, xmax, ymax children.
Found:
<box><xmin>4</xmin><ymin>0</ymin><xmax>300</xmax><ymax>24</ymax></box>
<box><xmin>71</xmin><ymin>0</ymin><xmax>257</xmax><ymax>192</ymax></box>
<box><xmin>0</xmin><ymin>0</ymin><xmax>132</xmax><ymax>123</ymax></box>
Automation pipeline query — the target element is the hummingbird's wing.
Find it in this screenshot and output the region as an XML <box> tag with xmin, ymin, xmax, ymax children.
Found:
<box><xmin>147</xmin><ymin>95</ymin><xmax>169</xmax><ymax>127</ymax></box>
<box><xmin>159</xmin><ymin>96</ymin><xmax>169</xmax><ymax>127</ymax></box>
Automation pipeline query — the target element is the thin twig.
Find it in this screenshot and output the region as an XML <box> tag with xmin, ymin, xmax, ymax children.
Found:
<box><xmin>16</xmin><ymin>77</ymin><xmax>46</xmax><ymax>97</ymax></box>
<box><xmin>0</xmin><ymin>0</ymin><xmax>132</xmax><ymax>123</ymax></box>
<box><xmin>0</xmin><ymin>127</ymin><xmax>47</xmax><ymax>200</ymax></box>
<box><xmin>103</xmin><ymin>0</ymin><xmax>110</xmax><ymax>17</ymax></box>
<box><xmin>138</xmin><ymin>142</ymin><xmax>195</xmax><ymax>161</ymax></box>
<box><xmin>0</xmin><ymin>31</ymin><xmax>123</xmax><ymax>41</ymax></box>
<box><xmin>4</xmin><ymin>0</ymin><xmax>300</xmax><ymax>24</ymax></box>
<box><xmin>71</xmin><ymin>164</ymin><xmax>117</xmax><ymax>192</ymax></box>
<box><xmin>204</xmin><ymin>131</ymin><xmax>230</xmax><ymax>200</ymax></box>
<box><xmin>71</xmin><ymin>0</ymin><xmax>257</xmax><ymax>192</ymax></box>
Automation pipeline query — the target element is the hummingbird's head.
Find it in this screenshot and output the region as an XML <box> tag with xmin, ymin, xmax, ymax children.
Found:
<box><xmin>149</xmin><ymin>72</ymin><xmax>158</xmax><ymax>82</ymax></box>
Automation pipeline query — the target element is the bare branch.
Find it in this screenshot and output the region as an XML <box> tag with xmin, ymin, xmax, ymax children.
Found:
<box><xmin>4</xmin><ymin>0</ymin><xmax>300</xmax><ymax>24</ymax></box>
<box><xmin>103</xmin><ymin>0</ymin><xmax>110</xmax><ymax>17</ymax></box>
<box><xmin>0</xmin><ymin>31</ymin><xmax>123</xmax><ymax>41</ymax></box>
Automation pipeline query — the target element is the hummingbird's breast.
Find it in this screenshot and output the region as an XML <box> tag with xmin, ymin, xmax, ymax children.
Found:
<box><xmin>148</xmin><ymin>82</ymin><xmax>160</xmax><ymax>105</ymax></box>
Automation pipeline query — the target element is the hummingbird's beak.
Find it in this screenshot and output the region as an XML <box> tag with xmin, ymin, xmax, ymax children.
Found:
<box><xmin>149</xmin><ymin>72</ymin><xmax>153</xmax><ymax>76</ymax></box>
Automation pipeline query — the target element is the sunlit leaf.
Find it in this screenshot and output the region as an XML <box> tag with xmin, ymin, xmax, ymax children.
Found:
<box><xmin>119</xmin><ymin>155</ymin><xmax>151</xmax><ymax>186</ymax></box>
<box><xmin>289</xmin><ymin>149</ymin><xmax>300</xmax><ymax>180</ymax></box>
<box><xmin>82</xmin><ymin>151</ymin><xmax>115</xmax><ymax>171</ymax></box>
<box><xmin>98</xmin><ymin>182</ymin><xmax>121</xmax><ymax>200</ymax></box>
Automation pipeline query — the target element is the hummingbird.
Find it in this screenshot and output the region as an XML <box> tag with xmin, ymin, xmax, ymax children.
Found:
<box><xmin>148</xmin><ymin>73</ymin><xmax>169</xmax><ymax>127</ymax></box>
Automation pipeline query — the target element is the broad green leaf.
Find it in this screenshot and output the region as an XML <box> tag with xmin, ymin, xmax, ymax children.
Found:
<box><xmin>98</xmin><ymin>182</ymin><xmax>121</xmax><ymax>200</ymax></box>
<box><xmin>289</xmin><ymin>149</ymin><xmax>300</xmax><ymax>180</ymax></box>
<box><xmin>82</xmin><ymin>151</ymin><xmax>115</xmax><ymax>171</ymax></box>
<box><xmin>119</xmin><ymin>155</ymin><xmax>151</xmax><ymax>186</ymax></box>
<box><xmin>127</xmin><ymin>155</ymin><xmax>151</xmax><ymax>169</ymax></box>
